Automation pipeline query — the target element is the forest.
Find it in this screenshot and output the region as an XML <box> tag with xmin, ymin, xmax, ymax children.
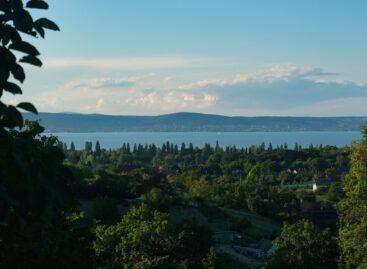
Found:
<box><xmin>1</xmin><ymin>1</ymin><xmax>367</xmax><ymax>268</ymax></box>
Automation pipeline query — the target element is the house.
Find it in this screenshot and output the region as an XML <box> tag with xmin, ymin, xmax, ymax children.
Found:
<box><xmin>312</xmin><ymin>178</ymin><xmax>332</xmax><ymax>192</ymax></box>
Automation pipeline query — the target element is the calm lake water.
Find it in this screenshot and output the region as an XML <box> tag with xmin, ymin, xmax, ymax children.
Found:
<box><xmin>49</xmin><ymin>132</ymin><xmax>362</xmax><ymax>150</ymax></box>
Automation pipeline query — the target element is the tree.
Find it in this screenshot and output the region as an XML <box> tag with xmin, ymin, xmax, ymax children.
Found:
<box><xmin>93</xmin><ymin>204</ymin><xmax>213</xmax><ymax>269</ymax></box>
<box><xmin>180</xmin><ymin>142</ymin><xmax>186</xmax><ymax>153</ymax></box>
<box><xmin>93</xmin><ymin>196</ymin><xmax>120</xmax><ymax>225</ymax></box>
<box><xmin>143</xmin><ymin>187</ymin><xmax>173</xmax><ymax>210</ymax></box>
<box><xmin>201</xmin><ymin>247</ymin><xmax>219</xmax><ymax>269</ymax></box>
<box><xmin>0</xmin><ymin>0</ymin><xmax>59</xmax><ymax>128</ymax></box>
<box><xmin>338</xmin><ymin>125</ymin><xmax>367</xmax><ymax>268</ymax></box>
<box><xmin>93</xmin><ymin>205</ymin><xmax>176</xmax><ymax>269</ymax></box>
<box><xmin>63</xmin><ymin>142</ymin><xmax>68</xmax><ymax>153</ymax></box>
<box><xmin>240</xmin><ymin>165</ymin><xmax>270</xmax><ymax>214</ymax></box>
<box><xmin>95</xmin><ymin>140</ymin><xmax>101</xmax><ymax>155</ymax></box>
<box><xmin>264</xmin><ymin>220</ymin><xmax>338</xmax><ymax>269</ymax></box>
<box><xmin>70</xmin><ymin>141</ymin><xmax>76</xmax><ymax>151</ymax></box>
<box><xmin>85</xmin><ymin>141</ymin><xmax>93</xmax><ymax>152</ymax></box>
<box><xmin>0</xmin><ymin>2</ymin><xmax>94</xmax><ymax>267</ymax></box>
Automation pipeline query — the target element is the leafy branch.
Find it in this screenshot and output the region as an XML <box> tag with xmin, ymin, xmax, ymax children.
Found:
<box><xmin>0</xmin><ymin>0</ymin><xmax>59</xmax><ymax>129</ymax></box>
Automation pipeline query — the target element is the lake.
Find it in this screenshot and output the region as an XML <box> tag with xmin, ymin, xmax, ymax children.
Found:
<box><xmin>49</xmin><ymin>131</ymin><xmax>362</xmax><ymax>150</ymax></box>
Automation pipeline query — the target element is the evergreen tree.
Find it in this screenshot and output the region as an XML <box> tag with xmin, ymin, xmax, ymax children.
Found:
<box><xmin>268</xmin><ymin>143</ymin><xmax>273</xmax><ymax>151</ymax></box>
<box><xmin>85</xmin><ymin>141</ymin><xmax>92</xmax><ymax>152</ymax></box>
<box><xmin>63</xmin><ymin>142</ymin><xmax>68</xmax><ymax>153</ymax></box>
<box><xmin>126</xmin><ymin>143</ymin><xmax>131</xmax><ymax>154</ymax></box>
<box><xmin>260</xmin><ymin>142</ymin><xmax>266</xmax><ymax>152</ymax></box>
<box><xmin>70</xmin><ymin>141</ymin><xmax>76</xmax><ymax>152</ymax></box>
<box><xmin>95</xmin><ymin>140</ymin><xmax>101</xmax><ymax>155</ymax></box>
<box><xmin>162</xmin><ymin>143</ymin><xmax>167</xmax><ymax>153</ymax></box>
<box><xmin>189</xmin><ymin>143</ymin><xmax>194</xmax><ymax>153</ymax></box>
<box><xmin>180</xmin><ymin>142</ymin><xmax>186</xmax><ymax>153</ymax></box>
<box><xmin>215</xmin><ymin>141</ymin><xmax>221</xmax><ymax>153</ymax></box>
<box><xmin>294</xmin><ymin>143</ymin><xmax>299</xmax><ymax>151</ymax></box>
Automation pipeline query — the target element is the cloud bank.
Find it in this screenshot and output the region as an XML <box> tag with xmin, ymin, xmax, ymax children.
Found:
<box><xmin>20</xmin><ymin>64</ymin><xmax>367</xmax><ymax>116</ymax></box>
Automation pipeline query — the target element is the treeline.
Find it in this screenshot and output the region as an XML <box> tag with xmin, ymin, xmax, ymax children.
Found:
<box><xmin>61</xmin><ymin>139</ymin><xmax>348</xmax><ymax>222</ymax></box>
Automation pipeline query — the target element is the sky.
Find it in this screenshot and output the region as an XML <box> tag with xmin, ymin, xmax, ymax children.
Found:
<box><xmin>5</xmin><ymin>0</ymin><xmax>367</xmax><ymax>116</ymax></box>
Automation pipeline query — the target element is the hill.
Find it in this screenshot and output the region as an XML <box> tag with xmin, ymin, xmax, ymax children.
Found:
<box><xmin>23</xmin><ymin>112</ymin><xmax>367</xmax><ymax>132</ymax></box>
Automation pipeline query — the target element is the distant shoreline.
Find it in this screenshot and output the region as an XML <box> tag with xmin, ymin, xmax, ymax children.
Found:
<box><xmin>44</xmin><ymin>130</ymin><xmax>362</xmax><ymax>134</ymax></box>
<box><xmin>24</xmin><ymin>112</ymin><xmax>367</xmax><ymax>133</ymax></box>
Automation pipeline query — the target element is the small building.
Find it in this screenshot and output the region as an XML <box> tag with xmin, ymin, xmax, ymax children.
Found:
<box><xmin>312</xmin><ymin>178</ymin><xmax>332</xmax><ymax>192</ymax></box>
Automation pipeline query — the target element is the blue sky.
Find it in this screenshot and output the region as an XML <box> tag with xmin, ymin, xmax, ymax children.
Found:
<box><xmin>6</xmin><ymin>0</ymin><xmax>367</xmax><ymax>116</ymax></box>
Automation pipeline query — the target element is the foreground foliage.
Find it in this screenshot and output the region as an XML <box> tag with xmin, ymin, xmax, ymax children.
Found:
<box><xmin>94</xmin><ymin>204</ymin><xmax>215</xmax><ymax>269</ymax></box>
<box><xmin>264</xmin><ymin>220</ymin><xmax>338</xmax><ymax>269</ymax></box>
<box><xmin>338</xmin><ymin>125</ymin><xmax>367</xmax><ymax>268</ymax></box>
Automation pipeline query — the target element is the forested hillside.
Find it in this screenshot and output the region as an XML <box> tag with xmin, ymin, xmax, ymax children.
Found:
<box><xmin>24</xmin><ymin>112</ymin><xmax>367</xmax><ymax>132</ymax></box>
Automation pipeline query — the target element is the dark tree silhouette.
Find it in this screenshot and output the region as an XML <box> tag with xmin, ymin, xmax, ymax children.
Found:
<box><xmin>0</xmin><ymin>1</ymin><xmax>94</xmax><ymax>268</ymax></box>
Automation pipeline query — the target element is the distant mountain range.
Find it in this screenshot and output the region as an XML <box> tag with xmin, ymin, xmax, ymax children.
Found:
<box><xmin>23</xmin><ymin>112</ymin><xmax>367</xmax><ymax>132</ymax></box>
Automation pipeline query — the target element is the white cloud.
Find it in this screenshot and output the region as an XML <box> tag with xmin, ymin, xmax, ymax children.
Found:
<box><xmin>67</xmin><ymin>77</ymin><xmax>140</xmax><ymax>89</ymax></box>
<box><xmin>203</xmin><ymin>94</ymin><xmax>218</xmax><ymax>102</ymax></box>
<box><xmin>178</xmin><ymin>64</ymin><xmax>340</xmax><ymax>90</ymax></box>
<box><xmin>96</xmin><ymin>98</ymin><xmax>105</xmax><ymax>109</ymax></box>
<box><xmin>15</xmin><ymin>64</ymin><xmax>367</xmax><ymax>116</ymax></box>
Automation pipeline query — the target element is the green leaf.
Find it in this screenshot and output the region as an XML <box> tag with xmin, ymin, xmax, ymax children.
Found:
<box><xmin>2</xmin><ymin>25</ymin><xmax>22</xmax><ymax>43</ymax></box>
<box><xmin>20</xmin><ymin>55</ymin><xmax>42</xmax><ymax>67</ymax></box>
<box><xmin>17</xmin><ymin>102</ymin><xmax>38</xmax><ymax>114</ymax></box>
<box><xmin>9</xmin><ymin>41</ymin><xmax>40</xmax><ymax>56</ymax></box>
<box><xmin>34</xmin><ymin>18</ymin><xmax>60</xmax><ymax>31</ymax></box>
<box><xmin>26</xmin><ymin>0</ymin><xmax>49</xmax><ymax>9</ymax></box>
<box><xmin>0</xmin><ymin>67</ymin><xmax>10</xmax><ymax>84</ymax></box>
<box><xmin>0</xmin><ymin>47</ymin><xmax>16</xmax><ymax>67</ymax></box>
<box><xmin>4</xmin><ymin>105</ymin><xmax>23</xmax><ymax>128</ymax></box>
<box><xmin>11</xmin><ymin>63</ymin><xmax>25</xmax><ymax>83</ymax></box>
<box><xmin>13</xmin><ymin>9</ymin><xmax>33</xmax><ymax>34</ymax></box>
<box><xmin>0</xmin><ymin>1</ymin><xmax>11</xmax><ymax>12</ymax></box>
<box><xmin>34</xmin><ymin>24</ymin><xmax>45</xmax><ymax>38</ymax></box>
<box><xmin>10</xmin><ymin>0</ymin><xmax>23</xmax><ymax>10</ymax></box>
<box><xmin>2</xmin><ymin>82</ymin><xmax>22</xmax><ymax>94</ymax></box>
<box><xmin>11</xmin><ymin>64</ymin><xmax>25</xmax><ymax>83</ymax></box>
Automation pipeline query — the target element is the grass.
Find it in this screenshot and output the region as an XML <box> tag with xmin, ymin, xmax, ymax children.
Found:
<box><xmin>219</xmin><ymin>207</ymin><xmax>280</xmax><ymax>239</ymax></box>
<box><xmin>169</xmin><ymin>204</ymin><xmax>280</xmax><ymax>245</ymax></box>
<box><xmin>169</xmin><ymin>205</ymin><xmax>209</xmax><ymax>226</ymax></box>
<box><xmin>218</xmin><ymin>253</ymin><xmax>251</xmax><ymax>269</ymax></box>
